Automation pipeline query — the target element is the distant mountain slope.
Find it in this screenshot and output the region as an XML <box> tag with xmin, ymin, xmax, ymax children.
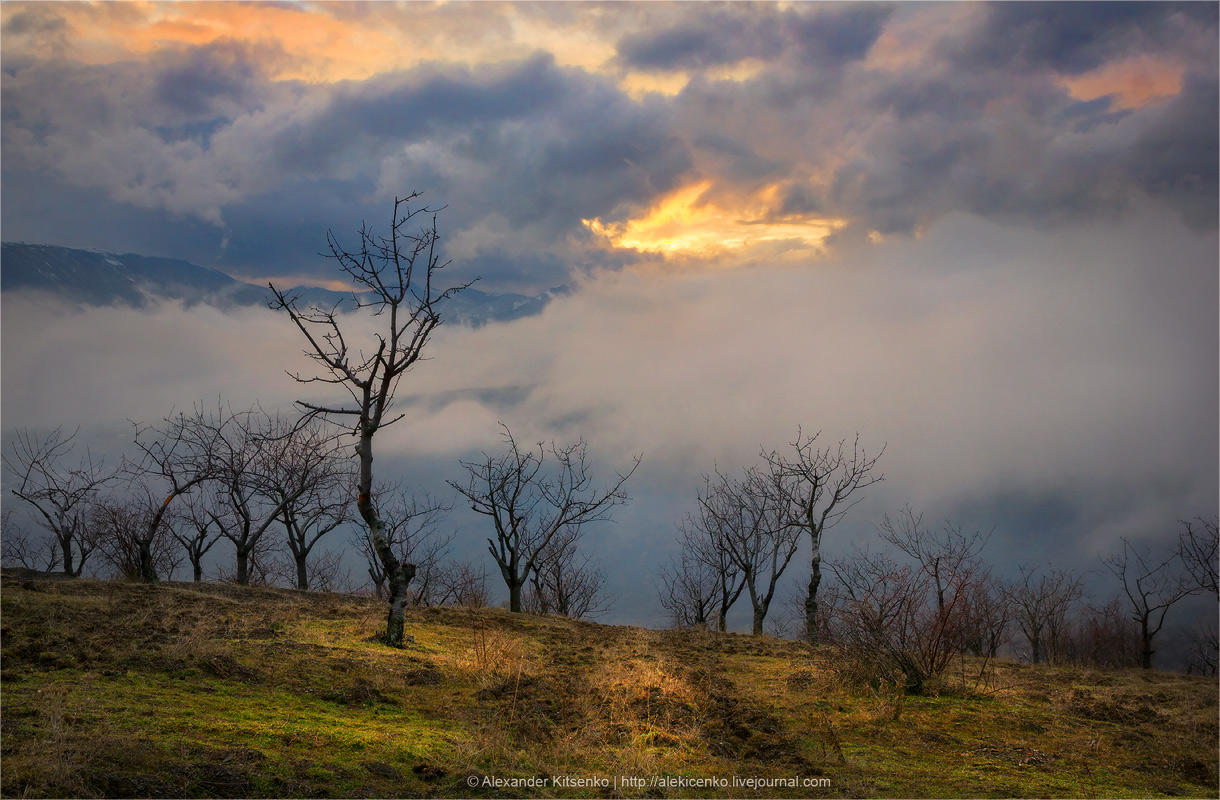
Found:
<box><xmin>0</xmin><ymin>242</ymin><xmax>567</xmax><ymax>326</ymax></box>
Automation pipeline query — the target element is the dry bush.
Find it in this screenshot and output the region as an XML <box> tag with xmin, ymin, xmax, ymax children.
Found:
<box><xmin>452</xmin><ymin>617</ymin><xmax>538</xmax><ymax>690</ymax></box>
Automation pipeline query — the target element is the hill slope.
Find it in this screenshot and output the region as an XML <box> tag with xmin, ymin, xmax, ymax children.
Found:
<box><xmin>1</xmin><ymin>574</ymin><xmax>1216</xmax><ymax>798</ymax></box>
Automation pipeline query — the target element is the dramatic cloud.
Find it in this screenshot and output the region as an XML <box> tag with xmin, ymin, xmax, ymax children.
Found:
<box><xmin>2</xmin><ymin>3</ymin><xmax>1216</xmax><ymax>630</ymax></box>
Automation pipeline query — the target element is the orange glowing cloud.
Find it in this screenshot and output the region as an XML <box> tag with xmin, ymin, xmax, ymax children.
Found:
<box><xmin>584</xmin><ymin>181</ymin><xmax>843</xmax><ymax>258</ymax></box>
<box><xmin>1060</xmin><ymin>56</ymin><xmax>1183</xmax><ymax>110</ymax></box>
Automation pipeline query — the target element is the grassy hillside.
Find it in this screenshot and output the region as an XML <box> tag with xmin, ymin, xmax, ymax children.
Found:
<box><xmin>1</xmin><ymin>572</ymin><xmax>1216</xmax><ymax>798</ymax></box>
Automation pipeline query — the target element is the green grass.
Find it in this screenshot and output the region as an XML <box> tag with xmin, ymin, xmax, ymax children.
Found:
<box><xmin>1</xmin><ymin>573</ymin><xmax>1216</xmax><ymax>798</ymax></box>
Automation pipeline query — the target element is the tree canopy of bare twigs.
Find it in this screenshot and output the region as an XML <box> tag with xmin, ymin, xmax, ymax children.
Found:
<box><xmin>761</xmin><ymin>429</ymin><xmax>884</xmax><ymax>643</ymax></box>
<box><xmin>701</xmin><ymin>466</ymin><xmax>801</xmax><ymax>635</ymax></box>
<box><xmin>127</xmin><ymin>406</ymin><xmax>238</xmax><ymax>582</ymax></box>
<box><xmin>269</xmin><ymin>192</ymin><xmax>474</xmax><ymax>646</ymax></box>
<box><xmin>90</xmin><ymin>497</ymin><xmax>182</xmax><ymax>582</ymax></box>
<box><xmin>1102</xmin><ymin>537</ymin><xmax>1195</xmax><ymax>669</ymax></box>
<box><xmin>1178</xmin><ymin>516</ymin><xmax>1218</xmax><ymax>599</ymax></box>
<box><xmin>1003</xmin><ymin>564</ymin><xmax>1084</xmax><ymax>665</ymax></box>
<box><xmin>5</xmin><ymin>427</ymin><xmax>117</xmax><ymax>576</ymax></box>
<box><xmin>525</xmin><ymin>527</ymin><xmax>613</xmax><ymax>619</ymax></box>
<box><xmin>356</xmin><ymin>483</ymin><xmax>451</xmax><ymax>604</ymax></box>
<box><xmin>449</xmin><ymin>424</ymin><xmax>639</xmax><ymax>614</ymax></box>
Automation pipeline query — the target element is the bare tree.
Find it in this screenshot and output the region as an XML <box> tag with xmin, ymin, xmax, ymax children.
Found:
<box><xmin>173</xmin><ymin>492</ymin><xmax>224</xmax><ymax>582</ymax></box>
<box><xmin>1004</xmin><ymin>564</ymin><xmax>1084</xmax><ymax>665</ymax></box>
<box><xmin>1057</xmin><ymin>596</ymin><xmax>1142</xmax><ymax>669</ymax></box>
<box><xmin>1178</xmin><ymin>516</ymin><xmax>1218</xmax><ymax>599</ymax></box>
<box><xmin>356</xmin><ymin>485</ymin><xmax>451</xmax><ymax>604</ymax></box>
<box><xmin>665</xmin><ymin>484</ymin><xmax>749</xmax><ymax>632</ymax></box>
<box><xmin>5</xmin><ymin>427</ymin><xmax>117</xmax><ymax>576</ymax></box>
<box><xmin>434</xmin><ymin>560</ymin><xmax>492</xmax><ymax>608</ymax></box>
<box><xmin>1103</xmin><ymin>538</ymin><xmax>1194</xmax><ymax>670</ymax></box>
<box><xmin>270</xmin><ymin>192</ymin><xmax>474</xmax><ymax>646</ymax></box>
<box><xmin>264</xmin><ymin>421</ymin><xmax>352</xmax><ymax>591</ymax></box>
<box><xmin>761</xmin><ymin>430</ymin><xmax>884</xmax><ymax>643</ymax></box>
<box><xmin>655</xmin><ymin>546</ymin><xmax>719</xmax><ymax>629</ymax></box>
<box><xmin>1</xmin><ymin>508</ymin><xmax>61</xmax><ymax>572</ymax></box>
<box><xmin>450</xmin><ymin>424</ymin><xmax>638</xmax><ymax>613</ymax></box>
<box><xmin>525</xmin><ymin>528</ymin><xmax>612</xmax><ymax>619</ymax></box>
<box><xmin>197</xmin><ymin>409</ymin><xmax>332</xmax><ymax>586</ymax></box>
<box><xmin>127</xmin><ymin>406</ymin><xmax>232</xmax><ymax>582</ymax></box>
<box><xmin>703</xmin><ymin>466</ymin><xmax>801</xmax><ymax>635</ymax></box>
<box><xmin>90</xmin><ymin>498</ymin><xmax>182</xmax><ymax>582</ymax></box>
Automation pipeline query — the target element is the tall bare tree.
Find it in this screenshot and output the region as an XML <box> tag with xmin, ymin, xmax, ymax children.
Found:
<box><xmin>270</xmin><ymin>193</ymin><xmax>473</xmax><ymax>646</ymax></box>
<box><xmin>761</xmin><ymin>430</ymin><xmax>884</xmax><ymax>643</ymax></box>
<box><xmin>1103</xmin><ymin>538</ymin><xmax>1194</xmax><ymax>670</ymax></box>
<box><xmin>450</xmin><ymin>424</ymin><xmax>638</xmax><ymax>613</ymax></box>
<box><xmin>5</xmin><ymin>427</ymin><xmax>117</xmax><ymax>576</ymax></box>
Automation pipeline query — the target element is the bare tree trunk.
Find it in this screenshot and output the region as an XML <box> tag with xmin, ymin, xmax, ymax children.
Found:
<box><xmin>508</xmin><ymin>578</ymin><xmax>524</xmax><ymax>614</ymax></box>
<box><xmin>357</xmin><ymin>436</ymin><xmax>414</xmax><ymax>646</ymax></box>
<box><xmin>61</xmin><ymin>536</ymin><xmax>74</xmax><ymax>577</ymax></box>
<box><xmin>752</xmin><ymin>605</ymin><xmax>768</xmax><ymax>635</ymax></box>
<box><xmin>236</xmin><ymin>547</ymin><xmax>250</xmax><ymax>585</ymax></box>
<box><xmin>805</xmin><ymin>548</ymin><xmax>822</xmax><ymax>644</ymax></box>
<box><xmin>138</xmin><ymin>539</ymin><xmax>157</xmax><ymax>583</ymax></box>
<box><xmin>192</xmin><ymin>560</ymin><xmax>203</xmax><ymax>582</ymax></box>
<box><xmin>1140</xmin><ymin>617</ymin><xmax>1153</xmax><ymax>669</ymax></box>
<box><xmin>295</xmin><ymin>555</ymin><xmax>309</xmax><ymax>591</ymax></box>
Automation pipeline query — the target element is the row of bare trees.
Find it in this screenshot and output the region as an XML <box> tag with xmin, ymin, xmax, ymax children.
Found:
<box><xmin>3</xmin><ymin>409</ymin><xmax>357</xmax><ymax>590</ymax></box>
<box><xmin>660</xmin><ymin>471</ymin><xmax>1217</xmax><ymax>679</ymax></box>
<box><xmin>4</xmin><ymin>415</ymin><xmax>628</xmax><ymax>624</ymax></box>
<box><xmin>657</xmin><ymin>430</ymin><xmax>885</xmax><ymax>637</ymax></box>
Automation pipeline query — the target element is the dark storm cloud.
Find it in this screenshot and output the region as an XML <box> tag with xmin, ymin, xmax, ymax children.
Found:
<box><xmin>615</xmin><ymin>3</ymin><xmax>890</xmax><ymax>73</ymax></box>
<box><xmin>948</xmin><ymin>2</ymin><xmax>1218</xmax><ymax>75</ymax></box>
<box><xmin>1</xmin><ymin>45</ymin><xmax>691</xmax><ymax>290</ymax></box>
<box><xmin>151</xmin><ymin>39</ymin><xmax>278</xmax><ymax>117</ymax></box>
<box><xmin>615</xmin><ymin>5</ymin><xmax>785</xmax><ymax>71</ymax></box>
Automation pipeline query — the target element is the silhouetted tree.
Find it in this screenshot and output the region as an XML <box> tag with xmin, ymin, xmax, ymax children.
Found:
<box><xmin>5</xmin><ymin>427</ymin><xmax>116</xmax><ymax>576</ymax></box>
<box><xmin>450</xmin><ymin>424</ymin><xmax>638</xmax><ymax>613</ymax></box>
<box><xmin>762</xmin><ymin>430</ymin><xmax>884</xmax><ymax>643</ymax></box>
<box><xmin>1103</xmin><ymin>538</ymin><xmax>1194</xmax><ymax>670</ymax></box>
<box><xmin>270</xmin><ymin>192</ymin><xmax>474</xmax><ymax>646</ymax></box>
<box><xmin>703</xmin><ymin>466</ymin><xmax>801</xmax><ymax>635</ymax></box>
<box><xmin>128</xmin><ymin>405</ymin><xmax>232</xmax><ymax>582</ymax></box>
<box><xmin>525</xmin><ymin>527</ymin><xmax>612</xmax><ymax>619</ymax></box>
<box><xmin>1004</xmin><ymin>565</ymin><xmax>1084</xmax><ymax>665</ymax></box>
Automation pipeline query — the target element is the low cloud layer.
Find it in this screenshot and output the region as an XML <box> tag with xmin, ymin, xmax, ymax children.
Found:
<box><xmin>4</xmin><ymin>210</ymin><xmax>1215</xmax><ymax>624</ymax></box>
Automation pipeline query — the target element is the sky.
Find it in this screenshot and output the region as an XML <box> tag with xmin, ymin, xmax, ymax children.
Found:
<box><xmin>2</xmin><ymin>2</ymin><xmax>1217</xmax><ymax>638</ymax></box>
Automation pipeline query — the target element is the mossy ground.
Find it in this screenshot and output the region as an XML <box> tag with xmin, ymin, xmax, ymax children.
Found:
<box><xmin>1</xmin><ymin>573</ymin><xmax>1216</xmax><ymax>798</ymax></box>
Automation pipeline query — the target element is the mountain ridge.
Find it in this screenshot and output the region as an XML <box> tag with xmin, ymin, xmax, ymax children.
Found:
<box><xmin>0</xmin><ymin>242</ymin><xmax>567</xmax><ymax>326</ymax></box>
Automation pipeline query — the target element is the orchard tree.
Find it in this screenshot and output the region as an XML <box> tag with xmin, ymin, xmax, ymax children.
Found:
<box><xmin>5</xmin><ymin>427</ymin><xmax>116</xmax><ymax>576</ymax></box>
<box><xmin>762</xmin><ymin>430</ymin><xmax>884</xmax><ymax>643</ymax></box>
<box><xmin>1103</xmin><ymin>538</ymin><xmax>1194</xmax><ymax>670</ymax></box>
<box><xmin>270</xmin><ymin>192</ymin><xmax>473</xmax><ymax>646</ymax></box>
<box><xmin>450</xmin><ymin>424</ymin><xmax>638</xmax><ymax>613</ymax></box>
<box><xmin>127</xmin><ymin>406</ymin><xmax>232</xmax><ymax>582</ymax></box>
<box><xmin>702</xmin><ymin>466</ymin><xmax>801</xmax><ymax>635</ymax></box>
